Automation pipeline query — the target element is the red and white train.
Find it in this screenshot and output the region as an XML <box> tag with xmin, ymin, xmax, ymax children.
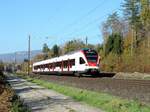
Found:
<box><xmin>32</xmin><ymin>48</ymin><xmax>100</xmax><ymax>76</ymax></box>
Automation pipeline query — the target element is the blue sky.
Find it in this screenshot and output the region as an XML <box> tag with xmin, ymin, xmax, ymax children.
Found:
<box><xmin>0</xmin><ymin>0</ymin><xmax>123</xmax><ymax>54</ymax></box>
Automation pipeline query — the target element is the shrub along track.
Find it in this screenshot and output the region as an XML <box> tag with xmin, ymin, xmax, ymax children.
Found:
<box><xmin>0</xmin><ymin>74</ymin><xmax>13</xmax><ymax>112</ymax></box>
<box><xmin>0</xmin><ymin>73</ymin><xmax>30</xmax><ymax>112</ymax></box>
<box><xmin>29</xmin><ymin>73</ymin><xmax>150</xmax><ymax>104</ymax></box>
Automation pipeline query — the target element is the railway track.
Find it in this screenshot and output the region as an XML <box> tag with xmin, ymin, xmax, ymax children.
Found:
<box><xmin>29</xmin><ymin>73</ymin><xmax>150</xmax><ymax>103</ymax></box>
<box><xmin>32</xmin><ymin>73</ymin><xmax>150</xmax><ymax>86</ymax></box>
<box><xmin>113</xmin><ymin>79</ymin><xmax>150</xmax><ymax>86</ymax></box>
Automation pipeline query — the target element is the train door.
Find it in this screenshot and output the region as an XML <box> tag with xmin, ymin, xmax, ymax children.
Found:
<box><xmin>78</xmin><ymin>57</ymin><xmax>86</xmax><ymax>71</ymax></box>
<box><xmin>61</xmin><ymin>61</ymin><xmax>63</xmax><ymax>72</ymax></box>
<box><xmin>67</xmin><ymin>59</ymin><xmax>70</xmax><ymax>71</ymax></box>
<box><xmin>74</xmin><ymin>57</ymin><xmax>79</xmax><ymax>71</ymax></box>
<box><xmin>70</xmin><ymin>59</ymin><xmax>75</xmax><ymax>71</ymax></box>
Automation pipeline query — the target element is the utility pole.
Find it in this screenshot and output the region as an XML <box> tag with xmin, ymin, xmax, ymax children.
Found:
<box><xmin>14</xmin><ymin>52</ymin><xmax>17</xmax><ymax>72</ymax></box>
<box><xmin>14</xmin><ymin>52</ymin><xmax>17</xmax><ymax>64</ymax></box>
<box><xmin>28</xmin><ymin>35</ymin><xmax>31</xmax><ymax>75</ymax></box>
<box><xmin>85</xmin><ymin>36</ymin><xmax>88</xmax><ymax>46</ymax></box>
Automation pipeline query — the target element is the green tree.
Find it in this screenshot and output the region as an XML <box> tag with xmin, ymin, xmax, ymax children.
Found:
<box><xmin>122</xmin><ymin>0</ymin><xmax>141</xmax><ymax>27</ymax></box>
<box><xmin>122</xmin><ymin>0</ymin><xmax>141</xmax><ymax>48</ymax></box>
<box><xmin>52</xmin><ymin>44</ymin><xmax>59</xmax><ymax>57</ymax></box>
<box><xmin>0</xmin><ymin>61</ymin><xmax>4</xmax><ymax>72</ymax></box>
<box><xmin>105</xmin><ymin>33</ymin><xmax>123</xmax><ymax>55</ymax></box>
<box><xmin>113</xmin><ymin>33</ymin><xmax>123</xmax><ymax>55</ymax></box>
<box><xmin>105</xmin><ymin>35</ymin><xmax>114</xmax><ymax>55</ymax></box>
<box><xmin>42</xmin><ymin>43</ymin><xmax>50</xmax><ymax>53</ymax></box>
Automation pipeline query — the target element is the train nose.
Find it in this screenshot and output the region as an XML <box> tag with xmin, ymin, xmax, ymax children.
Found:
<box><xmin>88</xmin><ymin>62</ymin><xmax>97</xmax><ymax>66</ymax></box>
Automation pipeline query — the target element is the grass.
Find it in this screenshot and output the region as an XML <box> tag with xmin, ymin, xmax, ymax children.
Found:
<box><xmin>16</xmin><ymin>73</ymin><xmax>150</xmax><ymax>112</ymax></box>
<box><xmin>11</xmin><ymin>94</ymin><xmax>31</xmax><ymax>112</ymax></box>
<box><xmin>143</xmin><ymin>75</ymin><xmax>150</xmax><ymax>80</ymax></box>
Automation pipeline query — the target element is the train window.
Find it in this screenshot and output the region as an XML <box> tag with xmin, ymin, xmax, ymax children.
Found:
<box><xmin>48</xmin><ymin>64</ymin><xmax>52</xmax><ymax>69</ymax></box>
<box><xmin>53</xmin><ymin>63</ymin><xmax>55</xmax><ymax>69</ymax></box>
<box><xmin>43</xmin><ymin>65</ymin><xmax>45</xmax><ymax>69</ymax></box>
<box><xmin>40</xmin><ymin>65</ymin><xmax>43</xmax><ymax>69</ymax></box>
<box><xmin>34</xmin><ymin>66</ymin><xmax>38</xmax><ymax>70</ymax></box>
<box><xmin>80</xmin><ymin>57</ymin><xmax>85</xmax><ymax>64</ymax></box>
<box><xmin>45</xmin><ymin>64</ymin><xmax>48</xmax><ymax>68</ymax></box>
<box><xmin>83</xmin><ymin>49</ymin><xmax>97</xmax><ymax>56</ymax></box>
<box><xmin>83</xmin><ymin>49</ymin><xmax>98</xmax><ymax>62</ymax></box>
<box><xmin>86</xmin><ymin>57</ymin><xmax>97</xmax><ymax>62</ymax></box>
<box><xmin>70</xmin><ymin>59</ymin><xmax>75</xmax><ymax>66</ymax></box>
<box><xmin>63</xmin><ymin>61</ymin><xmax>68</xmax><ymax>68</ymax></box>
<box><xmin>56</xmin><ymin>62</ymin><xmax>58</xmax><ymax>67</ymax></box>
<box><xmin>70</xmin><ymin>59</ymin><xmax>75</xmax><ymax>68</ymax></box>
<box><xmin>56</xmin><ymin>62</ymin><xmax>61</xmax><ymax>68</ymax></box>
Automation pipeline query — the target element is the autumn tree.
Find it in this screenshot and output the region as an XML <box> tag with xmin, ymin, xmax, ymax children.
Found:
<box><xmin>140</xmin><ymin>0</ymin><xmax>150</xmax><ymax>47</ymax></box>
<box><xmin>102</xmin><ymin>12</ymin><xmax>125</xmax><ymax>55</ymax></box>
<box><xmin>42</xmin><ymin>43</ymin><xmax>50</xmax><ymax>59</ymax></box>
<box><xmin>63</xmin><ymin>39</ymin><xmax>85</xmax><ymax>54</ymax></box>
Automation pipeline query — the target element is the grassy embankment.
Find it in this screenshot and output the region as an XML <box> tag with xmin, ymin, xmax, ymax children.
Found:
<box><xmin>16</xmin><ymin>73</ymin><xmax>150</xmax><ymax>112</ymax></box>
<box><xmin>11</xmin><ymin>94</ymin><xmax>30</xmax><ymax>112</ymax></box>
<box><xmin>0</xmin><ymin>73</ymin><xmax>30</xmax><ymax>112</ymax></box>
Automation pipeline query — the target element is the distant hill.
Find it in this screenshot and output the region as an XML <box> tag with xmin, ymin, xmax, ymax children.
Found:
<box><xmin>0</xmin><ymin>50</ymin><xmax>42</xmax><ymax>63</ymax></box>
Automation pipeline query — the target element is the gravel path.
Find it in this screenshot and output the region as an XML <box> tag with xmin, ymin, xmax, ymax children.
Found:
<box><xmin>6</xmin><ymin>74</ymin><xmax>103</xmax><ymax>112</ymax></box>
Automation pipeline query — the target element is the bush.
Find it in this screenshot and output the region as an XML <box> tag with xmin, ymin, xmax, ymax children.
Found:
<box><xmin>100</xmin><ymin>46</ymin><xmax>150</xmax><ymax>73</ymax></box>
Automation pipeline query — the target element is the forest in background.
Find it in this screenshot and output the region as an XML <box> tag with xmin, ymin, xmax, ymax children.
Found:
<box><xmin>20</xmin><ymin>0</ymin><xmax>150</xmax><ymax>73</ymax></box>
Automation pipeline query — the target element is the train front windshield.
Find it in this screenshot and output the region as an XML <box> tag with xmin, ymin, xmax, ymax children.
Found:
<box><xmin>84</xmin><ymin>50</ymin><xmax>98</xmax><ymax>63</ymax></box>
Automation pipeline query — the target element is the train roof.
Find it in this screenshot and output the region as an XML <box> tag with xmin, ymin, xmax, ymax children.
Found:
<box><xmin>65</xmin><ymin>48</ymin><xmax>93</xmax><ymax>55</ymax></box>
